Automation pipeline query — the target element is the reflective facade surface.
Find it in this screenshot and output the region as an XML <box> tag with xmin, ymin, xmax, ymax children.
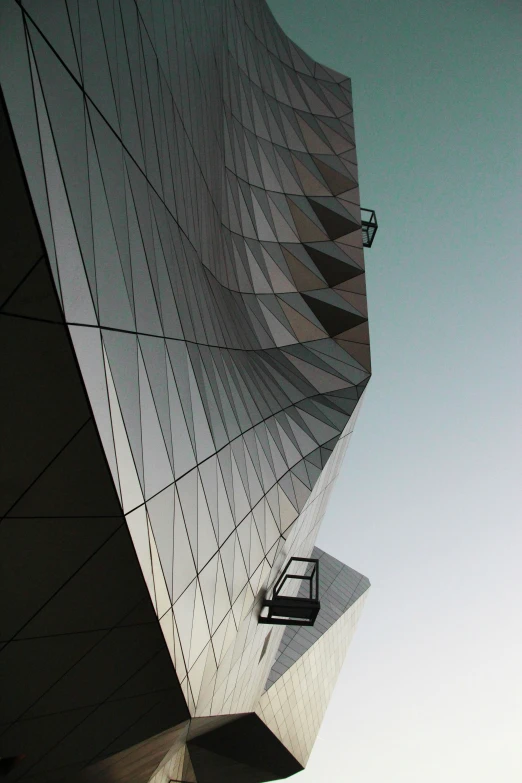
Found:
<box><xmin>0</xmin><ymin>0</ymin><xmax>371</xmax><ymax>780</ymax></box>
<box><xmin>266</xmin><ymin>548</ymin><xmax>370</xmax><ymax>690</ymax></box>
<box><xmin>258</xmin><ymin>549</ymin><xmax>369</xmax><ymax>765</ymax></box>
<box><xmin>258</xmin><ymin>587</ymin><xmax>368</xmax><ymax>766</ymax></box>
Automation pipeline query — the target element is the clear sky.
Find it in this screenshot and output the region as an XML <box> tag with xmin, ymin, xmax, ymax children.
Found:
<box><xmin>267</xmin><ymin>1</ymin><xmax>522</xmax><ymax>780</ymax></box>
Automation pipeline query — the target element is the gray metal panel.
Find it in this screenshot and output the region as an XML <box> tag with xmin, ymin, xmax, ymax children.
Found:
<box><xmin>265</xmin><ymin>547</ymin><xmax>370</xmax><ymax>688</ymax></box>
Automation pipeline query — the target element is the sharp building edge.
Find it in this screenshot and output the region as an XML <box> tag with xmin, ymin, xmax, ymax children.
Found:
<box><xmin>0</xmin><ymin>0</ymin><xmax>371</xmax><ymax>780</ymax></box>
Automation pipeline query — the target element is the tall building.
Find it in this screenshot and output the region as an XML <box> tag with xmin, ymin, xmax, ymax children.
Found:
<box><xmin>0</xmin><ymin>1</ymin><xmax>375</xmax><ymax>781</ymax></box>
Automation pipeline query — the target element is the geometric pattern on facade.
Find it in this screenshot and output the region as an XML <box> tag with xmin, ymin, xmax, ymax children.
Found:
<box><xmin>0</xmin><ymin>88</ymin><xmax>191</xmax><ymax>783</ymax></box>
<box><xmin>0</xmin><ymin>0</ymin><xmax>371</xmax><ymax>779</ymax></box>
<box><xmin>266</xmin><ymin>548</ymin><xmax>370</xmax><ymax>688</ymax></box>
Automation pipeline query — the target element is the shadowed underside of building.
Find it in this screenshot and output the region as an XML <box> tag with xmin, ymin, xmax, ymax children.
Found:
<box><xmin>0</xmin><ymin>0</ymin><xmax>371</xmax><ymax>780</ymax></box>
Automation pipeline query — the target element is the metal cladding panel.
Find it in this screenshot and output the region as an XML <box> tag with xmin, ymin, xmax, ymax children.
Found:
<box><xmin>257</xmin><ymin>592</ymin><xmax>368</xmax><ymax>767</ymax></box>
<box><xmin>0</xmin><ymin>87</ymin><xmax>190</xmax><ymax>783</ymax></box>
<box><xmin>1</xmin><ymin>0</ymin><xmax>371</xmax><ymax>779</ymax></box>
<box><xmin>266</xmin><ymin>547</ymin><xmax>370</xmax><ymax>688</ymax></box>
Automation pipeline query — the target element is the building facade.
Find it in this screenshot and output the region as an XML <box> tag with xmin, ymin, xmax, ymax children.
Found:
<box><xmin>0</xmin><ymin>0</ymin><xmax>372</xmax><ymax>781</ymax></box>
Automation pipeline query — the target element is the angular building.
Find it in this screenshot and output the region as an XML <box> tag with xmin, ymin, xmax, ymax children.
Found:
<box><xmin>0</xmin><ymin>1</ymin><xmax>374</xmax><ymax>781</ymax></box>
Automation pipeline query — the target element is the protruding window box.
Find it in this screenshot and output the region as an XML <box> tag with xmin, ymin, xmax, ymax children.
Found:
<box><xmin>361</xmin><ymin>208</ymin><xmax>378</xmax><ymax>247</ymax></box>
<box><xmin>259</xmin><ymin>557</ymin><xmax>320</xmax><ymax>627</ymax></box>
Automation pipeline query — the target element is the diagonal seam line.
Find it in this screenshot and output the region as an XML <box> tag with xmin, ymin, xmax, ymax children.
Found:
<box><xmin>12</xmin><ymin>671</ymin><xmax>179</xmax><ymax>778</ymax></box>
<box><xmin>0</xmin><ymin>584</ymin><xmax>148</xmax><ymax>730</ymax></box>
<box><xmin>0</xmin><ymin>516</ymin><xmax>125</xmax><ymax>648</ymax></box>
<box><xmin>0</xmin><ymin>253</ymin><xmax>45</xmax><ymax>311</ymax></box>
<box><xmin>0</xmin><ymin>311</ymin><xmax>372</xmax><ymax>372</ymax></box>
<box><xmin>0</xmin><ymin>417</ymin><xmax>91</xmax><ymax>523</ymax></box>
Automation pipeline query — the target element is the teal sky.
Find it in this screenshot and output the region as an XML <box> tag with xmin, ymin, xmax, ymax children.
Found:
<box><xmin>268</xmin><ymin>1</ymin><xmax>522</xmax><ymax>781</ymax></box>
